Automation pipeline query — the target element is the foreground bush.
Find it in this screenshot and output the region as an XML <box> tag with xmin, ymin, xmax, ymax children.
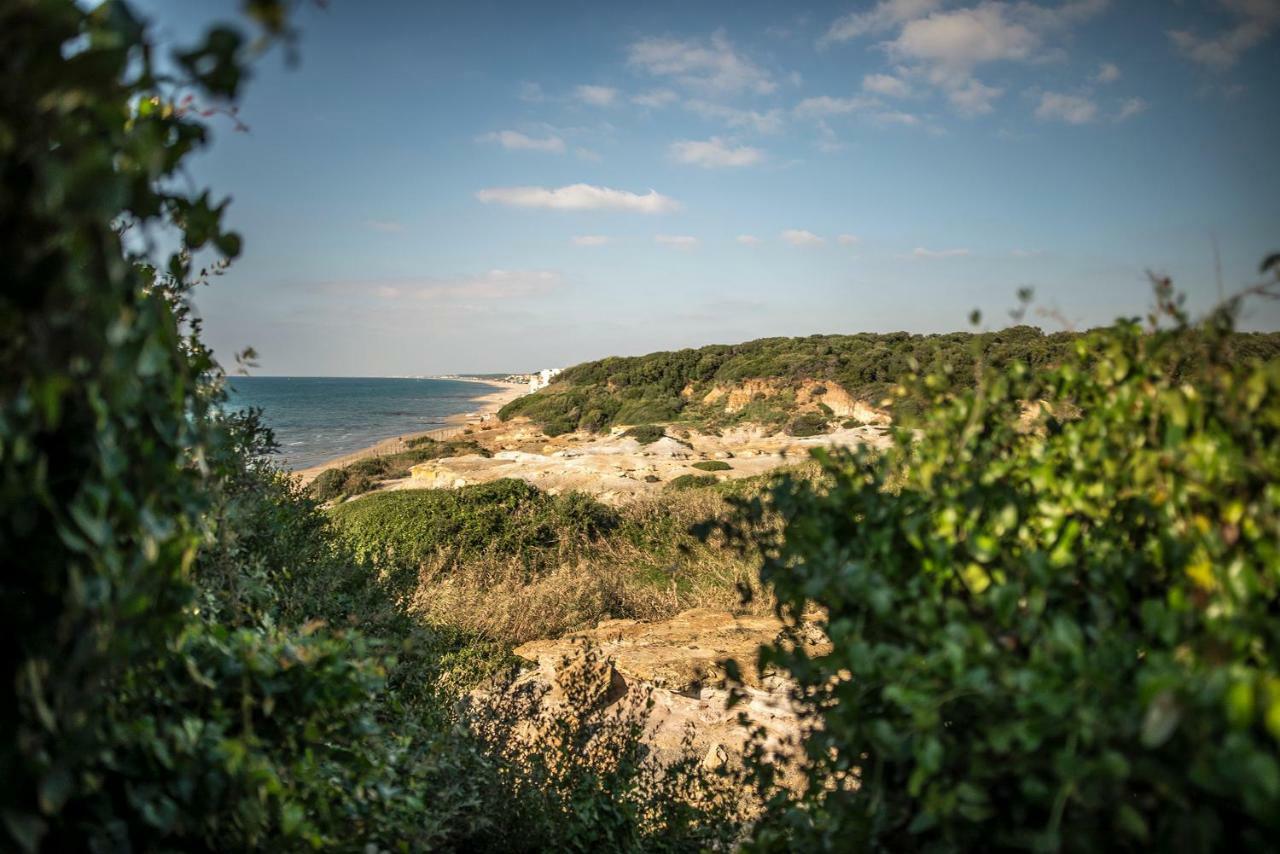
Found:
<box><xmin>735</xmin><ymin>291</ymin><xmax>1280</xmax><ymax>851</ymax></box>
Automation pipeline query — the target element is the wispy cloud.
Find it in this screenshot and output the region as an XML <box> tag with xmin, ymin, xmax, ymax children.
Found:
<box><xmin>369</xmin><ymin>270</ymin><xmax>563</xmax><ymax>301</ymax></box>
<box><xmin>365</xmin><ymin>219</ymin><xmax>404</xmax><ymax>233</ymax></box>
<box><xmin>571</xmin><ymin>235</ymin><xmax>611</xmax><ymax>246</ymax></box>
<box><xmin>477</xmin><ymin>129</ymin><xmax>566</xmax><ymax>153</ymax></box>
<box><xmin>669</xmin><ymin>137</ymin><xmax>764</xmax><ymax>168</ymax></box>
<box><xmin>628</xmin><ymin>29</ymin><xmax>777</xmax><ymax>95</ymax></box>
<box><xmin>655</xmin><ymin>234</ymin><xmax>699</xmax><ymax>249</ymax></box>
<box><xmin>632</xmin><ymin>88</ymin><xmax>680</xmax><ymax>108</ymax></box>
<box><xmin>863</xmin><ymin>72</ymin><xmax>912</xmax><ymax>98</ymax></box>
<box><xmin>685</xmin><ymin>99</ymin><xmax>785</xmax><ymax>134</ymax></box>
<box><xmin>517</xmin><ymin>81</ymin><xmax>545</xmax><ymax>103</ymax></box>
<box><xmin>476</xmin><ymin>184</ymin><xmax>680</xmax><ymax>213</ymax></box>
<box><xmin>1035</xmin><ymin>92</ymin><xmax>1098</xmax><ymax>124</ymax></box>
<box><xmin>782</xmin><ymin>229</ymin><xmax>825</xmax><ymax>247</ymax></box>
<box><xmin>736</xmin><ymin>234</ymin><xmax>761</xmax><ymax>245</ymax></box>
<box><xmin>821</xmin><ymin>0</ymin><xmax>943</xmax><ymax>47</ymax></box>
<box><xmin>1115</xmin><ymin>96</ymin><xmax>1148</xmax><ymax>122</ymax></box>
<box><xmin>575</xmin><ymin>84</ymin><xmax>619</xmax><ymax>106</ymax></box>
<box><xmin>837</xmin><ymin>234</ymin><xmax>861</xmax><ymax>245</ymax></box>
<box><xmin>793</xmin><ymin>94</ymin><xmax>878</xmax><ymax>118</ymax></box>
<box><xmin>1094</xmin><ymin>61</ymin><xmax>1121</xmax><ymax>84</ymax></box>
<box><xmin>1169</xmin><ymin>0</ymin><xmax>1280</xmax><ymax>71</ymax></box>
<box><xmin>1011</xmin><ymin>248</ymin><xmax>1044</xmax><ymax>257</ymax></box>
<box><xmin>913</xmin><ymin>246</ymin><xmax>972</xmax><ymax>258</ymax></box>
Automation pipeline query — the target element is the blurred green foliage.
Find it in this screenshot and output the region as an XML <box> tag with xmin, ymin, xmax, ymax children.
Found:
<box><xmin>728</xmin><ymin>286</ymin><xmax>1280</xmax><ymax>851</ymax></box>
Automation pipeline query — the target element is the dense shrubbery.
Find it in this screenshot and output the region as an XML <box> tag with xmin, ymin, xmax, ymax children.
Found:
<box><xmin>728</xmin><ymin>283</ymin><xmax>1280</xmax><ymax>851</ymax></box>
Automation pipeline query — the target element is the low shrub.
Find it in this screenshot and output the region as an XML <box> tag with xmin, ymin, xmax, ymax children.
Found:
<box><xmin>785</xmin><ymin>412</ymin><xmax>829</xmax><ymax>437</ymax></box>
<box><xmin>624</xmin><ymin>424</ymin><xmax>666</xmax><ymax>444</ymax></box>
<box><xmin>668</xmin><ymin>474</ymin><xmax>719</xmax><ymax>490</ymax></box>
<box><xmin>692</xmin><ymin>460</ymin><xmax>732</xmax><ymax>472</ymax></box>
<box><xmin>840</xmin><ymin>417</ymin><xmax>865</xmax><ymax>429</ymax></box>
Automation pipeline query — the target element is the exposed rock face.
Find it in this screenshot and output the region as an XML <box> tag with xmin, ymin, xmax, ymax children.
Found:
<box><xmin>700</xmin><ymin>378</ymin><xmax>891</xmax><ymax>424</ymax></box>
<box><xmin>509</xmin><ymin>609</ymin><xmax>829</xmax><ymax>772</ymax></box>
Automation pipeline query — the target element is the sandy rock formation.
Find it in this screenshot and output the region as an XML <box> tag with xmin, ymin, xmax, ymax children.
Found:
<box><xmin>509</xmin><ymin>609</ymin><xmax>830</xmax><ymax>770</ymax></box>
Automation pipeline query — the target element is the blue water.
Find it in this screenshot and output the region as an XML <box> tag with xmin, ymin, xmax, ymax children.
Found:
<box><xmin>226</xmin><ymin>377</ymin><xmax>501</xmax><ymax>469</ymax></box>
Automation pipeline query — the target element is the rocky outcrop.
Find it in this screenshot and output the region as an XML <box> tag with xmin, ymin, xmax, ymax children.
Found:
<box><xmin>508</xmin><ymin>609</ymin><xmax>830</xmax><ymax>773</ymax></box>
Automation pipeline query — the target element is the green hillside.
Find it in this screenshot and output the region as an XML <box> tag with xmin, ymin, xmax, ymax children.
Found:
<box><xmin>500</xmin><ymin>326</ymin><xmax>1280</xmax><ymax>435</ymax></box>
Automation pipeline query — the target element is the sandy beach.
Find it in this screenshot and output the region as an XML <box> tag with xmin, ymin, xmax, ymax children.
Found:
<box><xmin>293</xmin><ymin>378</ymin><xmax>526</xmax><ymax>483</ymax></box>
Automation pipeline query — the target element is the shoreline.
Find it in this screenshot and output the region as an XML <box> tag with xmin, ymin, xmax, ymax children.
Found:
<box><xmin>292</xmin><ymin>378</ymin><xmax>526</xmax><ymax>484</ymax></box>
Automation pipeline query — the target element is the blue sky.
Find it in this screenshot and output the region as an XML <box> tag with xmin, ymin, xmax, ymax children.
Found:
<box><xmin>139</xmin><ymin>0</ymin><xmax>1280</xmax><ymax>375</ymax></box>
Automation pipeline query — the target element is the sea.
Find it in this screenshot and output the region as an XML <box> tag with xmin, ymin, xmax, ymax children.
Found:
<box><xmin>225</xmin><ymin>376</ymin><xmax>505</xmax><ymax>470</ymax></box>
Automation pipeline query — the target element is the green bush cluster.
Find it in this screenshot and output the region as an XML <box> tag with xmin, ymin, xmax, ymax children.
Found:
<box><xmin>624</xmin><ymin>424</ymin><xmax>668</xmax><ymax>444</ymax></box>
<box><xmin>785</xmin><ymin>412</ymin><xmax>830</xmax><ymax>437</ymax></box>
<box><xmin>729</xmin><ymin>293</ymin><xmax>1280</xmax><ymax>851</ymax></box>
<box><xmin>668</xmin><ymin>474</ymin><xmax>720</xmax><ymax>490</ymax></box>
<box><xmin>692</xmin><ymin>460</ymin><xmax>732</xmax><ymax>472</ymax></box>
<box><xmin>329</xmin><ymin>479</ymin><xmax>620</xmax><ymax>573</ymax></box>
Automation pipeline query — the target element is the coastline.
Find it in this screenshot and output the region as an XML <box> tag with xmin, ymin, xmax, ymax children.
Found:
<box><xmin>292</xmin><ymin>378</ymin><xmax>525</xmax><ymax>484</ymax></box>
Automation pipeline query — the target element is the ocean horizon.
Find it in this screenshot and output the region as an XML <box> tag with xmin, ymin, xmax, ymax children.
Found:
<box><xmin>226</xmin><ymin>376</ymin><xmax>509</xmax><ymax>470</ymax></box>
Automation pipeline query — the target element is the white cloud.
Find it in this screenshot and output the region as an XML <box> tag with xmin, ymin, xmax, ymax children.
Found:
<box><xmin>669</xmin><ymin>137</ymin><xmax>764</xmax><ymax>168</ymax></box>
<box><xmin>781</xmin><ymin>229</ymin><xmax>824</xmax><ymax>247</ymax></box>
<box><xmin>571</xmin><ymin>235</ymin><xmax>611</xmax><ymax>246</ymax></box>
<box><xmin>793</xmin><ymin>94</ymin><xmax>878</xmax><ymax>118</ymax></box>
<box><xmin>478</xmin><ymin>130</ymin><xmax>566</xmax><ymax>153</ymax></box>
<box><xmin>476</xmin><ymin>184</ymin><xmax>680</xmax><ymax>214</ymax></box>
<box><xmin>1035</xmin><ymin>92</ymin><xmax>1098</xmax><ymax>124</ymax></box>
<box><xmin>575</xmin><ymin>146</ymin><xmax>603</xmax><ymax>162</ymax></box>
<box><xmin>890</xmin><ymin>5</ymin><xmax>1039</xmax><ymax>69</ymax></box>
<box><xmin>822</xmin><ymin>0</ymin><xmax>943</xmax><ymax>46</ymax></box>
<box><xmin>737</xmin><ymin>234</ymin><xmax>761</xmax><ymax>245</ymax></box>
<box><xmin>863</xmin><ymin>73</ymin><xmax>912</xmax><ymax>98</ymax></box>
<box><xmin>1115</xmin><ymin>96</ymin><xmax>1148</xmax><ymax>121</ymax></box>
<box><xmin>913</xmin><ymin>246</ymin><xmax>972</xmax><ymax>258</ymax></box>
<box><xmin>628</xmin><ymin>29</ymin><xmax>777</xmax><ymax>95</ymax></box>
<box><xmin>575</xmin><ymin>84</ymin><xmax>618</xmax><ymax>106</ymax></box>
<box><xmin>632</xmin><ymin>88</ymin><xmax>680</xmax><ymax>108</ymax></box>
<box><xmin>837</xmin><ymin>234</ymin><xmax>861</xmax><ymax>245</ymax></box>
<box><xmin>1169</xmin><ymin>0</ymin><xmax>1280</xmax><ymax>71</ymax></box>
<box><xmin>1011</xmin><ymin>248</ymin><xmax>1044</xmax><ymax>257</ymax></box>
<box><xmin>825</xmin><ymin>1</ymin><xmax>1109</xmax><ymax>117</ymax></box>
<box><xmin>685</xmin><ymin>99</ymin><xmax>785</xmax><ymax>134</ymax></box>
<box><xmin>366</xmin><ymin>219</ymin><xmax>403</xmax><ymax>233</ymax></box>
<box><xmin>376</xmin><ymin>285</ymin><xmax>401</xmax><ymax>298</ymax></box>
<box><xmin>1094</xmin><ymin>61</ymin><xmax>1121</xmax><ymax>84</ymax></box>
<box><xmin>655</xmin><ymin>234</ymin><xmax>699</xmax><ymax>249</ymax></box>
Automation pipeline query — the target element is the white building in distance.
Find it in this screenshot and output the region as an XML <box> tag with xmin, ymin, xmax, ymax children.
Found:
<box><xmin>529</xmin><ymin>368</ymin><xmax>562</xmax><ymax>393</ymax></box>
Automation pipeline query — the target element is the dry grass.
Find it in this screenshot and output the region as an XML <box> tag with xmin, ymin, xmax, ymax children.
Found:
<box><xmin>409</xmin><ymin>485</ymin><xmax>780</xmax><ymax>645</ymax></box>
